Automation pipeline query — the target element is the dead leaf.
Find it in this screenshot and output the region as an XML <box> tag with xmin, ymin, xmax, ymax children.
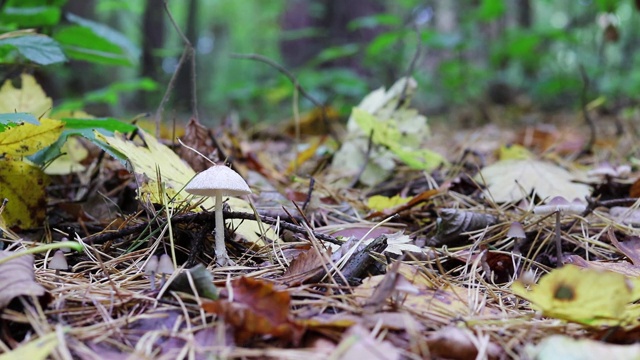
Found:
<box><xmin>525</xmin><ymin>335</ymin><xmax>640</xmax><ymax>360</ymax></box>
<box><xmin>426</xmin><ymin>326</ymin><xmax>502</xmax><ymax>360</ymax></box>
<box><xmin>0</xmin><ymin>251</ymin><xmax>48</xmax><ymax>309</ymax></box>
<box><xmin>281</xmin><ymin>247</ymin><xmax>329</xmax><ymax>286</ymax></box>
<box><xmin>0</xmin><ymin>74</ymin><xmax>52</xmax><ymax>118</ymax></box>
<box><xmin>0</xmin><ymin>160</ymin><xmax>49</xmax><ymax>229</ymax></box>
<box><xmin>179</xmin><ymin>117</ymin><xmax>217</xmax><ymax>173</ymax></box>
<box><xmin>478</xmin><ymin>159</ymin><xmax>591</xmax><ymax>203</ymax></box>
<box><xmin>332</xmin><ymin>325</ymin><xmax>401</xmax><ymax>360</ymax></box>
<box><xmin>0</xmin><ymin>331</ymin><xmax>59</xmax><ymax>360</ymax></box>
<box><xmin>201</xmin><ymin>277</ymin><xmax>304</xmax><ymax>345</ymax></box>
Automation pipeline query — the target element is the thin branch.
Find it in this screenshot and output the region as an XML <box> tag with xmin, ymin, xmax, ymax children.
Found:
<box><xmin>155</xmin><ymin>0</ymin><xmax>198</xmax><ymax>138</ymax></box>
<box><xmin>579</xmin><ymin>64</ymin><xmax>596</xmax><ymax>155</ymax></box>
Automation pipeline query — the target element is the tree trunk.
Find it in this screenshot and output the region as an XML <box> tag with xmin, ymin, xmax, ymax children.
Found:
<box><xmin>140</xmin><ymin>0</ymin><xmax>166</xmax><ymax>107</ymax></box>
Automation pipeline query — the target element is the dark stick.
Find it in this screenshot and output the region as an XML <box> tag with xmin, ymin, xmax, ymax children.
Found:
<box><xmin>579</xmin><ymin>64</ymin><xmax>596</xmax><ymax>155</ymax></box>
<box><xmin>83</xmin><ymin>210</ymin><xmax>342</xmax><ymax>245</ymax></box>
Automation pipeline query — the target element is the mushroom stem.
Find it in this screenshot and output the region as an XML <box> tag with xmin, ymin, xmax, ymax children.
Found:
<box><xmin>555</xmin><ymin>211</ymin><xmax>563</xmax><ymax>267</ymax></box>
<box><xmin>214</xmin><ymin>191</ymin><xmax>227</xmax><ymax>265</ymax></box>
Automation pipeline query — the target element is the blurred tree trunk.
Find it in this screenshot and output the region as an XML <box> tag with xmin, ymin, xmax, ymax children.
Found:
<box><xmin>174</xmin><ymin>0</ymin><xmax>198</xmax><ymax>113</ymax></box>
<box><xmin>280</xmin><ymin>0</ymin><xmax>384</xmax><ymax>72</ymax></box>
<box><xmin>516</xmin><ymin>0</ymin><xmax>532</xmax><ymax>28</ymax></box>
<box><xmin>140</xmin><ymin>0</ymin><xmax>166</xmax><ymax>107</ymax></box>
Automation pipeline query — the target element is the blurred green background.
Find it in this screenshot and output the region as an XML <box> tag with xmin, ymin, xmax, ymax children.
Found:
<box><xmin>1</xmin><ymin>0</ymin><xmax>638</xmax><ymax>124</ymax></box>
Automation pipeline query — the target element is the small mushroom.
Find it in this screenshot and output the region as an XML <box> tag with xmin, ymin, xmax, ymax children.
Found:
<box><xmin>185</xmin><ymin>164</ymin><xmax>252</xmax><ymax>266</ymax></box>
<box><xmin>533</xmin><ymin>196</ymin><xmax>586</xmax><ymax>267</ymax></box>
<box><xmin>49</xmin><ymin>250</ymin><xmax>68</xmax><ymax>275</ymax></box>
<box><xmin>144</xmin><ymin>255</ymin><xmax>159</xmax><ymax>291</ymax></box>
<box><xmin>157</xmin><ymin>254</ymin><xmax>174</xmax><ymax>287</ymax></box>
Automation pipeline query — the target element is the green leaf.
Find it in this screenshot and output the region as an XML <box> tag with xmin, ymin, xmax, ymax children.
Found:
<box><xmin>0</xmin><ymin>112</ymin><xmax>40</xmax><ymax>126</ymax></box>
<box><xmin>56</xmin><ymin>78</ymin><xmax>158</xmax><ymax>110</ymax></box>
<box><xmin>0</xmin><ymin>6</ymin><xmax>61</xmax><ymax>27</ymax></box>
<box><xmin>477</xmin><ymin>0</ymin><xmax>506</xmax><ymax>21</ymax></box>
<box><xmin>61</xmin><ymin>117</ymin><xmax>137</xmax><ymax>133</ymax></box>
<box><xmin>29</xmin><ymin>118</ymin><xmax>136</xmax><ymax>165</ymax></box>
<box><xmin>53</xmin><ymin>25</ymin><xmax>131</xmax><ymax>66</ymax></box>
<box><xmin>0</xmin><ymin>35</ymin><xmax>66</xmax><ymax>65</ymax></box>
<box><xmin>66</xmin><ymin>13</ymin><xmax>140</xmax><ymax>61</ymax></box>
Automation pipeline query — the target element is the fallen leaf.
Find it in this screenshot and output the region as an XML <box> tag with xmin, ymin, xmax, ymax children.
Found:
<box><xmin>0</xmin><ymin>251</ymin><xmax>48</xmax><ymax>309</ymax></box>
<box><xmin>178</xmin><ymin>117</ymin><xmax>217</xmax><ymax>173</ymax></box>
<box><xmin>201</xmin><ymin>277</ymin><xmax>304</xmax><ymax>345</ymax></box>
<box><xmin>426</xmin><ymin>326</ymin><xmax>503</xmax><ymax>360</ymax></box>
<box><xmin>0</xmin><ymin>331</ymin><xmax>59</xmax><ymax>360</ymax></box>
<box><xmin>332</xmin><ymin>325</ymin><xmax>401</xmax><ymax>360</ymax></box>
<box><xmin>0</xmin><ymin>160</ymin><xmax>49</xmax><ymax>228</ymax></box>
<box><xmin>281</xmin><ymin>247</ymin><xmax>329</xmax><ymax>286</ymax></box>
<box><xmin>525</xmin><ymin>335</ymin><xmax>640</xmax><ymax>360</ymax></box>
<box><xmin>478</xmin><ymin>159</ymin><xmax>591</xmax><ymax>203</ymax></box>
<box><xmin>0</xmin><ymin>74</ymin><xmax>52</xmax><ymax>118</ymax></box>
<box><xmin>511</xmin><ymin>264</ymin><xmax>633</xmax><ymax>325</ymax></box>
<box><xmin>0</xmin><ymin>118</ymin><xmax>64</xmax><ymax>158</ymax></box>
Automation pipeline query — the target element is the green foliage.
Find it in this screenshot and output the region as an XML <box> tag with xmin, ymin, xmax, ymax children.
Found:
<box><xmin>0</xmin><ymin>34</ymin><xmax>66</xmax><ymax>65</ymax></box>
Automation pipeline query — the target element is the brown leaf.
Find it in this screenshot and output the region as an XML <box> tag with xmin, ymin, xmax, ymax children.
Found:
<box><xmin>281</xmin><ymin>246</ymin><xmax>329</xmax><ymax>286</ymax></box>
<box><xmin>179</xmin><ymin>117</ymin><xmax>217</xmax><ymax>172</ymax></box>
<box><xmin>335</xmin><ymin>325</ymin><xmax>401</xmax><ymax>360</ymax></box>
<box><xmin>202</xmin><ymin>277</ymin><xmax>304</xmax><ymax>345</ymax></box>
<box><xmin>0</xmin><ymin>252</ymin><xmax>49</xmax><ymax>309</ymax></box>
<box><xmin>426</xmin><ymin>326</ymin><xmax>502</xmax><ymax>360</ymax></box>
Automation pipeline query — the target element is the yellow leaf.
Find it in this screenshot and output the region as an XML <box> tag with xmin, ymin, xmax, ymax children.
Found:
<box><xmin>0</xmin><ymin>118</ymin><xmax>64</xmax><ymax>157</ymax></box>
<box><xmin>367</xmin><ymin>195</ymin><xmax>410</xmax><ymax>211</ymax></box>
<box><xmin>0</xmin><ymin>74</ymin><xmax>52</xmax><ymax>118</ymax></box>
<box><xmin>44</xmin><ymin>137</ymin><xmax>88</xmax><ymax>175</ymax></box>
<box><xmin>0</xmin><ymin>331</ymin><xmax>59</xmax><ymax>360</ymax></box>
<box><xmin>511</xmin><ymin>265</ymin><xmax>632</xmax><ymax>325</ymax></box>
<box><xmin>96</xmin><ymin>130</ymin><xmax>277</xmax><ymax>245</ymax></box>
<box><xmin>497</xmin><ymin>144</ymin><xmax>532</xmax><ymax>160</ymax></box>
<box><xmin>0</xmin><ymin>160</ymin><xmax>48</xmax><ymax>229</ymax></box>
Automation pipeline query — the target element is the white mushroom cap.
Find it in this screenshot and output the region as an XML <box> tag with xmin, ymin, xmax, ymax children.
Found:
<box><xmin>49</xmin><ymin>250</ymin><xmax>68</xmax><ymax>271</ymax></box>
<box><xmin>185</xmin><ymin>165</ymin><xmax>252</xmax><ymax>197</ymax></box>
<box><xmin>533</xmin><ymin>196</ymin><xmax>586</xmax><ymax>215</ymax></box>
<box><xmin>157</xmin><ymin>254</ymin><xmax>175</xmax><ymax>275</ymax></box>
<box><xmin>506</xmin><ymin>221</ymin><xmax>526</xmax><ymax>238</ymax></box>
<box><xmin>144</xmin><ymin>255</ymin><xmax>159</xmax><ymax>275</ymax></box>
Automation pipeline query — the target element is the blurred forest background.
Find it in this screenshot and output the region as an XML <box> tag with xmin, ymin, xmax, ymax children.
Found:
<box><xmin>1</xmin><ymin>0</ymin><xmax>638</xmax><ymax>126</ymax></box>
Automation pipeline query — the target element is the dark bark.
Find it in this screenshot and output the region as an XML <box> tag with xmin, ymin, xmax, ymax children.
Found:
<box><xmin>174</xmin><ymin>0</ymin><xmax>198</xmax><ymax>112</ymax></box>
<box><xmin>140</xmin><ymin>0</ymin><xmax>166</xmax><ymax>107</ymax></box>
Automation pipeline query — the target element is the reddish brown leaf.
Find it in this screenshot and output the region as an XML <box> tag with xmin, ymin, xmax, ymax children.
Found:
<box><xmin>201</xmin><ymin>277</ymin><xmax>304</xmax><ymax>345</ymax></box>
<box><xmin>281</xmin><ymin>247</ymin><xmax>329</xmax><ymax>286</ymax></box>
<box><xmin>179</xmin><ymin>117</ymin><xmax>217</xmax><ymax>172</ymax></box>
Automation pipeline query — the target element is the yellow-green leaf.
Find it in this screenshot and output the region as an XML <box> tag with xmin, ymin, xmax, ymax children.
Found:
<box><xmin>0</xmin><ymin>160</ymin><xmax>48</xmax><ymax>229</ymax></box>
<box><xmin>0</xmin><ymin>331</ymin><xmax>59</xmax><ymax>360</ymax></box>
<box><xmin>0</xmin><ymin>118</ymin><xmax>63</xmax><ymax>157</ymax></box>
<box><xmin>511</xmin><ymin>265</ymin><xmax>632</xmax><ymax>325</ymax></box>
<box><xmin>0</xmin><ymin>74</ymin><xmax>52</xmax><ymax>118</ymax></box>
<box><xmin>367</xmin><ymin>195</ymin><xmax>410</xmax><ymax>211</ymax></box>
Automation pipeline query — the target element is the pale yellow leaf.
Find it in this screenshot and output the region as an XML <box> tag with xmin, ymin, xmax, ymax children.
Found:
<box><xmin>478</xmin><ymin>159</ymin><xmax>591</xmax><ymax>203</ymax></box>
<box><xmin>0</xmin><ymin>74</ymin><xmax>52</xmax><ymax>118</ymax></box>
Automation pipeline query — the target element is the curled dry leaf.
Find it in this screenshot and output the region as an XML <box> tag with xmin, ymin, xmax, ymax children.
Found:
<box><xmin>281</xmin><ymin>246</ymin><xmax>329</xmax><ymax>286</ymax></box>
<box><xmin>332</xmin><ymin>324</ymin><xmax>401</xmax><ymax>360</ymax></box>
<box><xmin>179</xmin><ymin>117</ymin><xmax>217</xmax><ymax>173</ymax></box>
<box><xmin>201</xmin><ymin>277</ymin><xmax>304</xmax><ymax>345</ymax></box>
<box><xmin>428</xmin><ymin>209</ymin><xmax>498</xmax><ymax>247</ymax></box>
<box><xmin>426</xmin><ymin>326</ymin><xmax>503</xmax><ymax>360</ymax></box>
<box><xmin>0</xmin><ymin>251</ymin><xmax>49</xmax><ymax>309</ymax></box>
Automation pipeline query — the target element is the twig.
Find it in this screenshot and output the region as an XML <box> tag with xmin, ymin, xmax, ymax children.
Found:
<box><xmin>579</xmin><ymin>64</ymin><xmax>596</xmax><ymax>155</ymax></box>
<box><xmin>155</xmin><ymin>0</ymin><xmax>198</xmax><ymax>138</ymax></box>
<box><xmin>301</xmin><ymin>177</ymin><xmax>315</xmax><ymax>212</ymax></box>
<box><xmin>83</xmin><ymin>210</ymin><xmax>342</xmax><ymax>245</ymax></box>
<box><xmin>397</xmin><ymin>22</ymin><xmax>422</xmax><ymax>110</ymax></box>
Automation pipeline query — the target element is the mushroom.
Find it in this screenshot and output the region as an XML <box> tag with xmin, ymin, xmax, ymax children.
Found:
<box><xmin>533</xmin><ymin>196</ymin><xmax>586</xmax><ymax>267</ymax></box>
<box><xmin>185</xmin><ymin>164</ymin><xmax>252</xmax><ymax>266</ymax></box>
<box><xmin>144</xmin><ymin>255</ymin><xmax>159</xmax><ymax>291</ymax></box>
<box><xmin>49</xmin><ymin>250</ymin><xmax>68</xmax><ymax>275</ymax></box>
<box><xmin>157</xmin><ymin>254</ymin><xmax>174</xmax><ymax>287</ymax></box>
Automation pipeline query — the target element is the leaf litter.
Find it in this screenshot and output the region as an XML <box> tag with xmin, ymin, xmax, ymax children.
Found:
<box><xmin>4</xmin><ymin>75</ymin><xmax>640</xmax><ymax>359</ymax></box>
